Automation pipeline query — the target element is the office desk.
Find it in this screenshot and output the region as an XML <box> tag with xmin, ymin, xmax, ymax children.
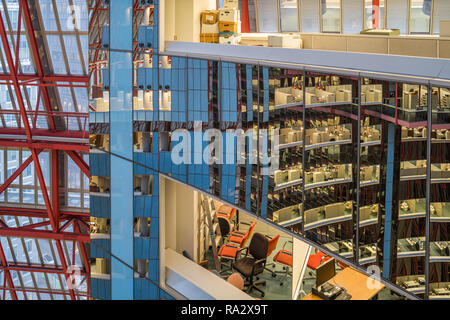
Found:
<box><xmin>302</xmin><ymin>267</ymin><xmax>385</xmax><ymax>300</ymax></box>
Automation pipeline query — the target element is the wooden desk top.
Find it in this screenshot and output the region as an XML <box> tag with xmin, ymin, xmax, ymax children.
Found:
<box><xmin>302</xmin><ymin>267</ymin><xmax>385</xmax><ymax>300</ymax></box>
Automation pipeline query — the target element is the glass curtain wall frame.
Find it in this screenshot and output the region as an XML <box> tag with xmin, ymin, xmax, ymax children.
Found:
<box><xmin>261</xmin><ymin>66</ymin><xmax>304</xmax><ymax>230</ymax></box>
<box><xmin>302</xmin><ymin>71</ymin><xmax>358</xmax><ymax>262</ymax></box>
<box><xmin>427</xmin><ymin>84</ymin><xmax>450</xmax><ymax>300</ymax></box>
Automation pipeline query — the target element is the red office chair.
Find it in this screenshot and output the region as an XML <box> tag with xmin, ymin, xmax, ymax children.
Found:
<box><xmin>217</xmin><ymin>219</ymin><xmax>256</xmax><ymax>274</ymax></box>
<box><xmin>306</xmin><ymin>250</ymin><xmax>333</xmax><ymax>277</ymax></box>
<box><xmin>228</xmin><ymin>219</ymin><xmax>257</xmax><ymax>246</ymax></box>
<box><xmin>272</xmin><ymin>241</ymin><xmax>293</xmax><ymax>286</ymax></box>
<box><xmin>217</xmin><ymin>205</ymin><xmax>236</xmax><ymax>221</ymax></box>
<box><xmin>263</xmin><ymin>234</ymin><xmax>280</xmax><ymax>274</ymax></box>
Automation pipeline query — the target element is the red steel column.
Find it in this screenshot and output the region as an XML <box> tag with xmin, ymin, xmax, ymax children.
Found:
<box><xmin>241</xmin><ymin>0</ymin><xmax>251</xmax><ymax>33</ymax></box>
<box><xmin>373</xmin><ymin>0</ymin><xmax>380</xmax><ymax>29</ymax></box>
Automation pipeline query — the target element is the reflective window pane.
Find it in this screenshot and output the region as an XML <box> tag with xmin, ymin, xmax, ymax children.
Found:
<box><xmin>410</xmin><ymin>0</ymin><xmax>432</xmax><ymax>34</ymax></box>
<box><xmin>258</xmin><ymin>0</ymin><xmax>278</xmax><ymax>32</ymax></box>
<box><xmin>321</xmin><ymin>0</ymin><xmax>341</xmax><ymax>33</ymax></box>
<box><xmin>364</xmin><ymin>0</ymin><xmax>385</xmax><ymax>29</ymax></box>
<box><xmin>280</xmin><ymin>0</ymin><xmax>299</xmax><ymax>32</ymax></box>
<box><xmin>433</xmin><ymin>0</ymin><xmax>450</xmax><ymax>34</ymax></box>
<box><xmin>343</xmin><ymin>0</ymin><xmax>362</xmax><ymax>34</ymax></box>
<box><xmin>301</xmin><ymin>0</ymin><xmax>319</xmax><ymax>32</ymax></box>
<box><xmin>387</xmin><ymin>0</ymin><xmax>408</xmax><ymax>34</ymax></box>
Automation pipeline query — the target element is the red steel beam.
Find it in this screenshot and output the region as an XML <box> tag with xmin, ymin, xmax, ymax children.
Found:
<box><xmin>0</xmin><ymin>242</ymin><xmax>18</xmax><ymax>300</ymax></box>
<box><xmin>0</xmin><ymin>207</ymin><xmax>88</xmax><ymax>220</ymax></box>
<box><xmin>67</xmin><ymin>151</ymin><xmax>89</xmax><ymax>177</ymax></box>
<box><xmin>52</xmin><ymin>150</ymin><xmax>60</xmax><ymax>228</ymax></box>
<box><xmin>0</xmin><ymin>140</ymin><xmax>89</xmax><ymax>152</ymax></box>
<box><xmin>17</xmin><ymin>220</ymin><xmax>52</xmax><ymax>230</ymax></box>
<box><xmin>55</xmin><ymin>240</ymin><xmax>76</xmax><ymax>300</ymax></box>
<box><xmin>0</xmin><ymin>73</ymin><xmax>89</xmax><ymax>82</ymax></box>
<box><xmin>74</xmin><ymin>221</ymin><xmax>90</xmax><ymax>276</ymax></box>
<box><xmin>31</xmin><ymin>149</ymin><xmax>57</xmax><ymax>230</ymax></box>
<box><xmin>1</xmin><ymin>264</ymin><xmax>88</xmax><ymax>276</ymax></box>
<box><xmin>0</xmin><ymin>127</ymin><xmax>88</xmax><ymax>139</ymax></box>
<box><xmin>241</xmin><ymin>0</ymin><xmax>250</xmax><ymax>33</ymax></box>
<box><xmin>0</xmin><ymin>11</ymin><xmax>33</xmax><ymax>141</ymax></box>
<box><xmin>0</xmin><ymin>227</ymin><xmax>90</xmax><ymax>242</ymax></box>
<box><xmin>0</xmin><ymin>286</ymin><xmax>88</xmax><ymax>297</ymax></box>
<box><xmin>22</xmin><ymin>0</ymin><xmax>56</xmax><ymax>131</ymax></box>
<box><xmin>0</xmin><ymin>150</ymin><xmax>41</xmax><ymax>195</ymax></box>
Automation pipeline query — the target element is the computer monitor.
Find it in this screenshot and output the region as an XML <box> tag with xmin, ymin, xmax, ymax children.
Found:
<box><xmin>316</xmin><ymin>258</ymin><xmax>336</xmax><ymax>287</ymax></box>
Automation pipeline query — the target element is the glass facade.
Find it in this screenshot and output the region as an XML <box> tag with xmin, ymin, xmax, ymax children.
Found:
<box><xmin>89</xmin><ymin>0</ymin><xmax>449</xmax><ymax>301</ymax></box>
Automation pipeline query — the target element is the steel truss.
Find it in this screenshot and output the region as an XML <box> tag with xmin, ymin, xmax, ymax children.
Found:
<box><xmin>0</xmin><ymin>0</ymin><xmax>89</xmax><ymax>300</ymax></box>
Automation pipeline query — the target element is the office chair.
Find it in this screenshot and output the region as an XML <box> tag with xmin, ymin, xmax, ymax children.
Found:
<box><xmin>217</xmin><ymin>205</ymin><xmax>236</xmax><ymax>221</ymax></box>
<box><xmin>217</xmin><ymin>214</ymin><xmax>236</xmax><ymax>241</ymax></box>
<box><xmin>228</xmin><ymin>219</ymin><xmax>257</xmax><ymax>247</ymax></box>
<box><xmin>217</xmin><ymin>226</ymin><xmax>251</xmax><ymax>274</ymax></box>
<box><xmin>272</xmin><ymin>241</ymin><xmax>293</xmax><ymax>286</ymax></box>
<box><xmin>217</xmin><ymin>219</ymin><xmax>257</xmax><ymax>274</ymax></box>
<box><xmin>263</xmin><ymin>234</ymin><xmax>280</xmax><ymax>275</ymax></box>
<box><xmin>233</xmin><ymin>233</ymin><xmax>269</xmax><ymax>297</ymax></box>
<box><xmin>306</xmin><ymin>250</ymin><xmax>333</xmax><ymax>278</ymax></box>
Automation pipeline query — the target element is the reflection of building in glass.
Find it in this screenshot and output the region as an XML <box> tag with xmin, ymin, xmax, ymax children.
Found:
<box><xmin>89</xmin><ymin>0</ymin><xmax>449</xmax><ymax>301</ymax></box>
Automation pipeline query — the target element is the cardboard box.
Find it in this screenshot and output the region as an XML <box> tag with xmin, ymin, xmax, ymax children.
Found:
<box><xmin>200</xmin><ymin>33</ymin><xmax>219</xmax><ymax>43</ymax></box>
<box><xmin>223</xmin><ymin>0</ymin><xmax>239</xmax><ymax>9</ymax></box>
<box><xmin>219</xmin><ymin>8</ymin><xmax>240</xmax><ymax>22</ymax></box>
<box><xmin>201</xmin><ymin>10</ymin><xmax>219</xmax><ymax>24</ymax></box>
<box><xmin>202</xmin><ymin>22</ymin><xmax>219</xmax><ymax>34</ymax></box>
<box><xmin>219</xmin><ymin>21</ymin><xmax>241</xmax><ymax>33</ymax></box>
<box><xmin>219</xmin><ymin>33</ymin><xmax>240</xmax><ymax>45</ymax></box>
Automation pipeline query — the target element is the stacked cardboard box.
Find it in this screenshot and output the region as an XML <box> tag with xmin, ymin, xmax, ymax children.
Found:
<box><xmin>219</xmin><ymin>3</ymin><xmax>241</xmax><ymax>45</ymax></box>
<box><xmin>200</xmin><ymin>10</ymin><xmax>219</xmax><ymax>43</ymax></box>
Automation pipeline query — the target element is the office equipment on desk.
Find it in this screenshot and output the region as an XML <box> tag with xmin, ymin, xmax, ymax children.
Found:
<box><xmin>312</xmin><ymin>282</ymin><xmax>351</xmax><ymax>300</ymax></box>
<box><xmin>402</xmin><ymin>280</ymin><xmax>420</xmax><ymax>289</ymax></box>
<box><xmin>315</xmin><ymin>258</ymin><xmax>336</xmax><ymax>287</ymax></box>
<box><xmin>302</xmin><ymin>267</ymin><xmax>385</xmax><ymax>300</ymax></box>
<box><xmin>307</xmin><ymin>251</ymin><xmax>333</xmax><ymax>279</ymax></box>
<box><xmin>339</xmin><ymin>240</ymin><xmax>353</xmax><ymax>253</ymax></box>
<box><xmin>433</xmin><ymin>287</ymin><xmax>450</xmax><ymax>296</ymax></box>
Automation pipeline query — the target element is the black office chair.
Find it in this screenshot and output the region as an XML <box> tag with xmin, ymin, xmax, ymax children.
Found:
<box><xmin>218</xmin><ymin>216</ymin><xmax>232</xmax><ymax>242</ymax></box>
<box><xmin>233</xmin><ymin>233</ymin><xmax>269</xmax><ymax>297</ymax></box>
